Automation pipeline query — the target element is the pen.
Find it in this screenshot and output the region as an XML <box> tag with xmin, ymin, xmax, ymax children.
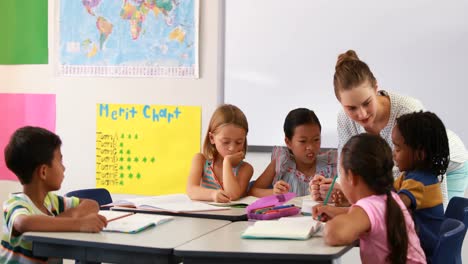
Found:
<box><xmin>271</xmin><ymin>204</ymin><xmax>294</xmax><ymax>210</ymax></box>
<box><xmin>264</xmin><ymin>207</ymin><xmax>297</xmax><ymax>214</ymax></box>
<box><xmin>318</xmin><ymin>174</ymin><xmax>338</xmax><ymax>221</ymax></box>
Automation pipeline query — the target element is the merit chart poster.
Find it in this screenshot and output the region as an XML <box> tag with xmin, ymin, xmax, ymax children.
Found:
<box><xmin>59</xmin><ymin>0</ymin><xmax>199</xmax><ymax>77</ymax></box>
<box><xmin>96</xmin><ymin>103</ymin><xmax>201</xmax><ymax>195</ymax></box>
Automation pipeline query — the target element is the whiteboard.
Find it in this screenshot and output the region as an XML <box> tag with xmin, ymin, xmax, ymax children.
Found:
<box><xmin>224</xmin><ymin>0</ymin><xmax>468</xmax><ymax>148</ymax></box>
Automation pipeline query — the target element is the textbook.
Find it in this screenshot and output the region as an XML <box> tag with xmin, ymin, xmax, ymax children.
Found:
<box><xmin>241</xmin><ymin>216</ymin><xmax>323</xmax><ymax>240</ymax></box>
<box><xmin>99</xmin><ymin>210</ymin><xmax>173</xmax><ymax>234</ymax></box>
<box><xmin>207</xmin><ymin>196</ymin><xmax>258</xmax><ymax>207</ymax></box>
<box><xmin>103</xmin><ymin>193</ymin><xmax>228</xmax><ymax>213</ymax></box>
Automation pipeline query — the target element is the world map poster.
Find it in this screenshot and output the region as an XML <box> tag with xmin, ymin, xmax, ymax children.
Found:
<box><xmin>59</xmin><ymin>0</ymin><xmax>198</xmax><ymax>78</ymax></box>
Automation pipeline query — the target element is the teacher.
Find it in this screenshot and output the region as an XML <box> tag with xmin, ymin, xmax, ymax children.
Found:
<box><xmin>332</xmin><ymin>50</ymin><xmax>468</xmax><ymax>201</ymax></box>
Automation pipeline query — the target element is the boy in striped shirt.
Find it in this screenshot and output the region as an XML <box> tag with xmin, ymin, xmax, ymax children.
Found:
<box><xmin>1</xmin><ymin>126</ymin><xmax>107</xmax><ymax>264</ymax></box>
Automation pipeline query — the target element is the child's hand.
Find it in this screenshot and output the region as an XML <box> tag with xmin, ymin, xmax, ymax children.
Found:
<box><xmin>78</xmin><ymin>213</ymin><xmax>107</xmax><ymax>233</ymax></box>
<box><xmin>224</xmin><ymin>151</ymin><xmax>245</xmax><ymax>166</ymax></box>
<box><xmin>309</xmin><ymin>175</ymin><xmax>331</xmax><ymax>201</ymax></box>
<box><xmin>273</xmin><ymin>180</ymin><xmax>290</xmax><ymax>194</ymax></box>
<box><xmin>212</xmin><ymin>190</ymin><xmax>231</xmax><ymax>203</ymax></box>
<box><xmin>331</xmin><ymin>189</ymin><xmax>350</xmax><ymax>207</ymax></box>
<box><xmin>312</xmin><ymin>204</ymin><xmax>341</xmax><ymax>222</ymax></box>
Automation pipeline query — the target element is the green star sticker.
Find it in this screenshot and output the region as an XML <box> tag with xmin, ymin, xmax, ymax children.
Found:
<box><xmin>143</xmin><ymin>157</ymin><xmax>147</xmax><ymax>163</ymax></box>
<box><xmin>119</xmin><ymin>166</ymin><xmax>124</xmax><ymax>170</ymax></box>
<box><xmin>119</xmin><ymin>150</ymin><xmax>123</xmax><ymax>154</ymax></box>
<box><xmin>127</xmin><ymin>165</ymin><xmax>132</xmax><ymax>170</ymax></box>
<box><xmin>128</xmin><ymin>173</ymin><xmax>133</xmax><ymax>179</ymax></box>
<box><xmin>120</xmin><ymin>173</ymin><xmax>124</xmax><ymax>178</ymax></box>
<box><xmin>126</xmin><ymin>150</ymin><xmax>131</xmax><ymax>155</ymax></box>
<box><xmin>127</xmin><ymin>157</ymin><xmax>131</xmax><ymax>162</ymax></box>
<box><xmin>119</xmin><ymin>181</ymin><xmax>124</xmax><ymax>185</ymax></box>
<box><xmin>134</xmin><ymin>157</ymin><xmax>139</xmax><ymax>162</ymax></box>
<box><xmin>134</xmin><ymin>134</ymin><xmax>138</xmax><ymax>139</ymax></box>
<box><xmin>136</xmin><ymin>173</ymin><xmax>141</xmax><ymax>179</ymax></box>
<box><xmin>119</xmin><ymin>157</ymin><xmax>124</xmax><ymax>162</ymax></box>
<box><xmin>120</xmin><ymin>143</ymin><xmax>124</xmax><ymax>147</ymax></box>
<box><xmin>151</xmin><ymin>157</ymin><xmax>155</xmax><ymax>163</ymax></box>
<box><xmin>121</xmin><ymin>134</ymin><xmax>124</xmax><ymax>138</ymax></box>
<box><xmin>128</xmin><ymin>134</ymin><xmax>132</xmax><ymax>139</ymax></box>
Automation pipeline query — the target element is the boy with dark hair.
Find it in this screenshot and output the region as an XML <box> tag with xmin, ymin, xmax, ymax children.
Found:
<box><xmin>1</xmin><ymin>126</ymin><xmax>107</xmax><ymax>263</ymax></box>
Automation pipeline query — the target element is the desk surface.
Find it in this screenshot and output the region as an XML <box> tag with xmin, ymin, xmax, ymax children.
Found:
<box><xmin>175</xmin><ymin>221</ymin><xmax>355</xmax><ymax>264</ymax></box>
<box><xmin>111</xmin><ymin>206</ymin><xmax>247</xmax><ymax>221</ymax></box>
<box><xmin>24</xmin><ymin>216</ymin><xmax>230</xmax><ymax>264</ymax></box>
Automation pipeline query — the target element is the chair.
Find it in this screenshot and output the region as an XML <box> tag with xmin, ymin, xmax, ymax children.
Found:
<box><xmin>445</xmin><ymin>196</ymin><xmax>468</xmax><ymax>231</ymax></box>
<box><xmin>65</xmin><ymin>188</ymin><xmax>112</xmax><ymax>209</ymax></box>
<box><xmin>431</xmin><ymin>218</ymin><xmax>466</xmax><ymax>264</ymax></box>
<box><xmin>246</xmin><ymin>180</ymin><xmax>273</xmax><ymax>194</ymax></box>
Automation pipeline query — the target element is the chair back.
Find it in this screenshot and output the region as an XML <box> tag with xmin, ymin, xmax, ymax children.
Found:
<box><xmin>445</xmin><ymin>196</ymin><xmax>468</xmax><ymax>229</ymax></box>
<box><xmin>65</xmin><ymin>188</ymin><xmax>112</xmax><ymax>207</ymax></box>
<box><xmin>431</xmin><ymin>218</ymin><xmax>466</xmax><ymax>264</ymax></box>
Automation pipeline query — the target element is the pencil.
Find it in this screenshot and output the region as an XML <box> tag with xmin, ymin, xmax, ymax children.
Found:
<box><xmin>318</xmin><ymin>174</ymin><xmax>338</xmax><ymax>221</ymax></box>
<box><xmin>323</xmin><ymin>174</ymin><xmax>338</xmax><ymax>206</ymax></box>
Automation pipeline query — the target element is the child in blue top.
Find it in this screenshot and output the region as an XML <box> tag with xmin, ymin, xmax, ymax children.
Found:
<box><xmin>248</xmin><ymin>108</ymin><xmax>337</xmax><ymax>197</ymax></box>
<box><xmin>1</xmin><ymin>126</ymin><xmax>107</xmax><ymax>264</ymax></box>
<box><xmin>186</xmin><ymin>104</ymin><xmax>254</xmax><ymax>203</ymax></box>
<box><xmin>392</xmin><ymin>111</ymin><xmax>448</xmax><ymax>260</ymax></box>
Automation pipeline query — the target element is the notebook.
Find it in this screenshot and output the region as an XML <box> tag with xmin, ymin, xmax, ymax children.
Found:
<box><xmin>99</xmin><ymin>211</ymin><xmax>173</xmax><ymax>234</ymax></box>
<box><xmin>300</xmin><ymin>198</ymin><xmax>321</xmax><ymax>216</ymax></box>
<box><xmin>241</xmin><ymin>216</ymin><xmax>323</xmax><ymax>240</ymax></box>
<box><xmin>207</xmin><ymin>196</ymin><xmax>258</xmax><ymax>207</ymax></box>
<box><xmin>103</xmin><ymin>193</ymin><xmax>228</xmax><ymax>213</ymax></box>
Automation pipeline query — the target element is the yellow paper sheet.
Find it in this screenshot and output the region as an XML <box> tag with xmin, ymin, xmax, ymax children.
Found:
<box><xmin>96</xmin><ymin>103</ymin><xmax>201</xmax><ymax>195</ymax></box>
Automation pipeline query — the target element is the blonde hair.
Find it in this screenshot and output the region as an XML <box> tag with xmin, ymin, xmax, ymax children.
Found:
<box><xmin>333</xmin><ymin>50</ymin><xmax>377</xmax><ymax>100</ymax></box>
<box><xmin>202</xmin><ymin>104</ymin><xmax>249</xmax><ymax>160</ymax></box>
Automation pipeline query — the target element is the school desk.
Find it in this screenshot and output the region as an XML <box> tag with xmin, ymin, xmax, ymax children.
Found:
<box><xmin>111</xmin><ymin>206</ymin><xmax>247</xmax><ymax>221</ymax></box>
<box><xmin>23</xmin><ymin>216</ymin><xmax>230</xmax><ymax>264</ymax></box>
<box><xmin>174</xmin><ymin>221</ymin><xmax>356</xmax><ymax>264</ymax></box>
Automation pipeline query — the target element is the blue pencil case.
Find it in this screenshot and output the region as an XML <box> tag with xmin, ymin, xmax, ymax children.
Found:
<box><xmin>246</xmin><ymin>193</ymin><xmax>300</xmax><ymax>220</ymax></box>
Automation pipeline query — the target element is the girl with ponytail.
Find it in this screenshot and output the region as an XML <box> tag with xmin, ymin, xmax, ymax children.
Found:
<box><xmin>313</xmin><ymin>134</ymin><xmax>426</xmax><ymax>264</ymax></box>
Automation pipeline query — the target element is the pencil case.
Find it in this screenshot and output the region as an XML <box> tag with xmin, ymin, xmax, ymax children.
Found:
<box><xmin>246</xmin><ymin>193</ymin><xmax>300</xmax><ymax>220</ymax></box>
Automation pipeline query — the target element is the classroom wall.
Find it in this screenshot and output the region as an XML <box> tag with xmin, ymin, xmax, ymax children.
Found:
<box><xmin>0</xmin><ymin>0</ymin><xmax>223</xmax><ymax>200</ymax></box>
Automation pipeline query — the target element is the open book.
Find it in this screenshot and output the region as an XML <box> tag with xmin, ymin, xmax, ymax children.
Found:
<box><xmin>241</xmin><ymin>216</ymin><xmax>323</xmax><ymax>240</ymax></box>
<box><xmin>99</xmin><ymin>210</ymin><xmax>173</xmax><ymax>234</ymax></box>
<box><xmin>207</xmin><ymin>196</ymin><xmax>258</xmax><ymax>207</ymax></box>
<box><xmin>103</xmin><ymin>194</ymin><xmax>228</xmax><ymax>213</ymax></box>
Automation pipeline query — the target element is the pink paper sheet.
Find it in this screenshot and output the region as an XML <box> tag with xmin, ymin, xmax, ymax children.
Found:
<box><xmin>0</xmin><ymin>93</ymin><xmax>56</xmax><ymax>181</ymax></box>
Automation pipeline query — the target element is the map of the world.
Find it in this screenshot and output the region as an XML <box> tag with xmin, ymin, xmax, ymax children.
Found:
<box><xmin>59</xmin><ymin>0</ymin><xmax>198</xmax><ymax>77</ymax></box>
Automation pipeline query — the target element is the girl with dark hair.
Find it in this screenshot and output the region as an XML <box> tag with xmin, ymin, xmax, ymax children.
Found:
<box><xmin>249</xmin><ymin>108</ymin><xmax>337</xmax><ymax>197</ymax></box>
<box><xmin>393</xmin><ymin>111</ymin><xmax>448</xmax><ymax>259</ymax></box>
<box><xmin>313</xmin><ymin>134</ymin><xmax>426</xmax><ymax>264</ymax></box>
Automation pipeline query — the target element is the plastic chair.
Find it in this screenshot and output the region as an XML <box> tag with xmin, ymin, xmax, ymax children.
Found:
<box><xmin>431</xmin><ymin>218</ymin><xmax>466</xmax><ymax>264</ymax></box>
<box><xmin>246</xmin><ymin>180</ymin><xmax>273</xmax><ymax>194</ymax></box>
<box><xmin>65</xmin><ymin>188</ymin><xmax>112</xmax><ymax>209</ymax></box>
<box><xmin>445</xmin><ymin>196</ymin><xmax>468</xmax><ymax>231</ymax></box>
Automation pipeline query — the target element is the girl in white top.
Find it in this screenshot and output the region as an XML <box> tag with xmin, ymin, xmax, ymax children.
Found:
<box><xmin>311</xmin><ymin>50</ymin><xmax>468</xmax><ymax>202</ymax></box>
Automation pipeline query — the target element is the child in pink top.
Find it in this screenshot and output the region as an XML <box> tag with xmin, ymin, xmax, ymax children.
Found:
<box><xmin>313</xmin><ymin>134</ymin><xmax>426</xmax><ymax>264</ymax></box>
